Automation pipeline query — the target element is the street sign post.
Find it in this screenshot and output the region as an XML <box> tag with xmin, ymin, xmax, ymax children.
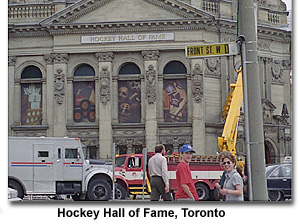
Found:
<box><xmin>185</xmin><ymin>42</ymin><xmax>239</xmax><ymax>58</ymax></box>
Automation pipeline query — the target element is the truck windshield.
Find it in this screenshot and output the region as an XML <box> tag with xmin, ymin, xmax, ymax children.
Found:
<box><xmin>115</xmin><ymin>156</ymin><xmax>126</xmax><ymax>167</ymax></box>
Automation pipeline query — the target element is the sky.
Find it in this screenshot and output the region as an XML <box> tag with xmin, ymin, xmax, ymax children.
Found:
<box><xmin>283</xmin><ymin>0</ymin><xmax>292</xmax><ymax>10</ymax></box>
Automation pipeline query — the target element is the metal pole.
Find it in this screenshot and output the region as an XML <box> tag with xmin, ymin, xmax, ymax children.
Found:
<box><xmin>142</xmin><ymin>147</ymin><xmax>147</xmax><ymax>200</ymax></box>
<box><xmin>112</xmin><ymin>142</ymin><xmax>116</xmax><ymax>200</ymax></box>
<box><xmin>238</xmin><ymin>36</ymin><xmax>253</xmax><ymax>201</ymax></box>
<box><xmin>239</xmin><ymin>0</ymin><xmax>268</xmax><ymax>200</ymax></box>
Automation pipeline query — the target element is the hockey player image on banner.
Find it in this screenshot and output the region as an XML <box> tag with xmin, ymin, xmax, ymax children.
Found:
<box><xmin>163</xmin><ymin>79</ymin><xmax>188</xmax><ymax>122</ymax></box>
<box><xmin>118</xmin><ymin>80</ymin><xmax>141</xmax><ymax>123</ymax></box>
<box><xmin>73</xmin><ymin>81</ymin><xmax>96</xmax><ymax>123</ymax></box>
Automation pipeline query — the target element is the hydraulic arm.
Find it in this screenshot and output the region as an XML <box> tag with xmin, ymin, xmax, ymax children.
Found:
<box><xmin>218</xmin><ymin>68</ymin><xmax>243</xmax><ymax>160</ymax></box>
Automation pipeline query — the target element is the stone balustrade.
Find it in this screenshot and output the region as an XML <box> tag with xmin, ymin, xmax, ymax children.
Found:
<box><xmin>9</xmin><ymin>4</ymin><xmax>55</xmax><ymax>19</ymax></box>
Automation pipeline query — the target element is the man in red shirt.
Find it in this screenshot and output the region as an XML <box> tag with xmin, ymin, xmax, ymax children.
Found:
<box><xmin>175</xmin><ymin>144</ymin><xmax>199</xmax><ymax>201</ymax></box>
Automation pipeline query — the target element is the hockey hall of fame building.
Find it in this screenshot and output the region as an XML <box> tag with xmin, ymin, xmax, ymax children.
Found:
<box><xmin>8</xmin><ymin>0</ymin><xmax>292</xmax><ymax>163</ymax></box>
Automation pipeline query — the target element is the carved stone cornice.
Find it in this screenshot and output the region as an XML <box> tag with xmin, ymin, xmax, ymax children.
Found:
<box><xmin>159</xmin><ymin>136</ymin><xmax>192</xmax><ymax>147</ymax></box>
<box><xmin>258</xmin><ymin>56</ymin><xmax>273</xmax><ymax>64</ymax></box>
<box><xmin>39</xmin><ymin>0</ymin><xmax>214</xmax><ymax>26</ymax></box>
<box><xmin>51</xmin><ymin>53</ymin><xmax>69</xmax><ymax>64</ymax></box>
<box><xmin>95</xmin><ymin>52</ymin><xmax>114</xmax><ymax>62</ymax></box>
<box><xmin>8</xmin><ymin>56</ymin><xmax>16</xmax><ymax>66</ymax></box>
<box><xmin>114</xmin><ymin>137</ymin><xmax>145</xmax><ymax>147</ymax></box>
<box><xmin>43</xmin><ymin>54</ymin><xmax>54</xmax><ymax>64</ymax></box>
<box><xmin>141</xmin><ymin>50</ymin><xmax>160</xmax><ymax>60</ymax></box>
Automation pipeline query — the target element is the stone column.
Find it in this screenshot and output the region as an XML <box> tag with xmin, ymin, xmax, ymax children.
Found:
<box><xmin>52</xmin><ymin>53</ymin><xmax>69</xmax><ymax>137</ymax></box>
<box><xmin>43</xmin><ymin>54</ymin><xmax>55</xmax><ymax>136</ymax></box>
<box><xmin>141</xmin><ymin>50</ymin><xmax>159</xmax><ymax>152</ymax></box>
<box><xmin>8</xmin><ymin>56</ymin><xmax>16</xmax><ymax>135</ymax></box>
<box><xmin>282</xmin><ymin>59</ymin><xmax>291</xmax><ymax>116</ymax></box>
<box><xmin>265</xmin><ymin>57</ymin><xmax>273</xmax><ymax>101</ymax></box>
<box><xmin>190</xmin><ymin>60</ymin><xmax>205</xmax><ymax>154</ymax></box>
<box><xmin>95</xmin><ymin>52</ymin><xmax>114</xmax><ymax>159</ymax></box>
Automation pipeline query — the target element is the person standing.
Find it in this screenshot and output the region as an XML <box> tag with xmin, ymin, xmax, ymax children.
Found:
<box><xmin>215</xmin><ymin>151</ymin><xmax>231</xmax><ymax>200</ymax></box>
<box><xmin>219</xmin><ymin>152</ymin><xmax>244</xmax><ymax>201</ymax></box>
<box><xmin>148</xmin><ymin>144</ymin><xmax>172</xmax><ymax>201</ymax></box>
<box><xmin>175</xmin><ymin>144</ymin><xmax>199</xmax><ymax>201</ymax></box>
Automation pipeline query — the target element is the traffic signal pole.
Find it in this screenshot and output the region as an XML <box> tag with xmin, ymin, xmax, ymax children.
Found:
<box><xmin>239</xmin><ymin>0</ymin><xmax>268</xmax><ymax>200</ymax></box>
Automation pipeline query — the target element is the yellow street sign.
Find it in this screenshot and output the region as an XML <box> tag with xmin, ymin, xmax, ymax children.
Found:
<box><xmin>185</xmin><ymin>42</ymin><xmax>239</xmax><ymax>58</ymax></box>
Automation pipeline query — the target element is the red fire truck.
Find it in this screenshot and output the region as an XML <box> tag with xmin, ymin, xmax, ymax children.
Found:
<box><xmin>114</xmin><ymin>153</ymin><xmax>223</xmax><ymax>200</ymax></box>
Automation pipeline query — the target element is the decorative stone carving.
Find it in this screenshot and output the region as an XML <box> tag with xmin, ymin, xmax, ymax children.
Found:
<box><xmin>159</xmin><ymin>136</ymin><xmax>192</xmax><ymax>147</ymax></box>
<box><xmin>52</xmin><ymin>53</ymin><xmax>69</xmax><ymax>63</ymax></box>
<box><xmin>54</xmin><ymin>69</ymin><xmax>65</xmax><ymax>105</ymax></box>
<box><xmin>221</xmin><ymin>35</ymin><xmax>235</xmax><ymax>43</ymax></box>
<box><xmin>81</xmin><ymin>138</ymin><xmax>99</xmax><ymax>147</ymax></box>
<box><xmin>99</xmin><ymin>66</ymin><xmax>111</xmax><ymax>105</ymax></box>
<box><xmin>258</xmin><ymin>0</ymin><xmax>267</xmax><ymax>7</ymax></box>
<box><xmin>43</xmin><ymin>54</ymin><xmax>54</xmax><ymax>64</ymax></box>
<box><xmin>258</xmin><ymin>41</ymin><xmax>271</xmax><ymax>50</ymax></box>
<box><xmin>278</xmin><ymin>0</ymin><xmax>287</xmax><ymax>11</ymax></box>
<box><xmin>145</xmin><ymin>64</ymin><xmax>156</xmax><ymax>104</ymax></box>
<box><xmin>261</xmin><ymin>98</ymin><xmax>276</xmax><ymax>124</ymax></box>
<box><xmin>141</xmin><ymin>50</ymin><xmax>160</xmax><ymax>60</ymax></box>
<box><xmin>282</xmin><ymin>60</ymin><xmax>291</xmax><ymax>70</ymax></box>
<box><xmin>8</xmin><ymin>56</ymin><xmax>16</xmax><ymax>66</ymax></box>
<box><xmin>192</xmin><ymin>63</ymin><xmax>204</xmax><ymax>103</ymax></box>
<box><xmin>95</xmin><ymin>52</ymin><xmax>114</xmax><ymax>62</ymax></box>
<box><xmin>205</xmin><ymin>57</ymin><xmax>220</xmax><ymax>75</ymax></box>
<box><xmin>271</xmin><ymin>60</ymin><xmax>283</xmax><ymax>82</ymax></box>
<box><xmin>114</xmin><ymin>137</ymin><xmax>145</xmax><ymax>147</ymax></box>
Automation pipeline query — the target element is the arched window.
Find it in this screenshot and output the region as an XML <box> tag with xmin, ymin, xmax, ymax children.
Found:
<box><xmin>118</xmin><ymin>63</ymin><xmax>141</xmax><ymax>123</ymax></box>
<box><xmin>163</xmin><ymin>60</ymin><xmax>187</xmax><ymax>74</ymax></box>
<box><xmin>119</xmin><ymin>62</ymin><xmax>141</xmax><ymax>75</ymax></box>
<box><xmin>21</xmin><ymin>65</ymin><xmax>42</xmax><ymax>79</ymax></box>
<box><xmin>20</xmin><ymin>65</ymin><xmax>43</xmax><ymax>125</ymax></box>
<box><xmin>73</xmin><ymin>64</ymin><xmax>96</xmax><ymax>123</ymax></box>
<box><xmin>163</xmin><ymin>61</ymin><xmax>188</xmax><ymax>122</ymax></box>
<box><xmin>74</xmin><ymin>64</ymin><xmax>95</xmax><ymax>76</ymax></box>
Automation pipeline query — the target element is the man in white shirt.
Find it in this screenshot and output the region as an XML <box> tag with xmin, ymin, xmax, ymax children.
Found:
<box><xmin>148</xmin><ymin>144</ymin><xmax>172</xmax><ymax>201</ymax></box>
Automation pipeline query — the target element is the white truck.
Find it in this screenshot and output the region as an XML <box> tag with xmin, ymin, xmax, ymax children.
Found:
<box><xmin>8</xmin><ymin>137</ymin><xmax>116</xmax><ymax>201</ymax></box>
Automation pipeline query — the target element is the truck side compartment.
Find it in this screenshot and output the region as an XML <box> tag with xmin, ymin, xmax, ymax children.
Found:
<box><xmin>8</xmin><ymin>137</ymin><xmax>113</xmax><ymax>201</ymax></box>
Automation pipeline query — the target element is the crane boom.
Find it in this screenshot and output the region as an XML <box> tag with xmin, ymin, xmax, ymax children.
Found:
<box><xmin>218</xmin><ymin>68</ymin><xmax>243</xmax><ymax>160</ymax></box>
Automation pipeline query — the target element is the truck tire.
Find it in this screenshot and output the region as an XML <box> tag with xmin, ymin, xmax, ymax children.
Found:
<box><xmin>87</xmin><ymin>179</ymin><xmax>111</xmax><ymax>201</ymax></box>
<box><xmin>113</xmin><ymin>183</ymin><xmax>126</xmax><ymax>200</ymax></box>
<box><xmin>195</xmin><ymin>182</ymin><xmax>209</xmax><ymax>201</ymax></box>
<box><xmin>268</xmin><ymin>190</ymin><xmax>281</xmax><ymax>201</ymax></box>
<box><xmin>9</xmin><ymin>179</ymin><xmax>24</xmax><ymax>199</ymax></box>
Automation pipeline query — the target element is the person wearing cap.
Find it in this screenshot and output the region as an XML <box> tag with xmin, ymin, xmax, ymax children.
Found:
<box><xmin>175</xmin><ymin>144</ymin><xmax>199</xmax><ymax>201</ymax></box>
<box><xmin>148</xmin><ymin>144</ymin><xmax>173</xmax><ymax>201</ymax></box>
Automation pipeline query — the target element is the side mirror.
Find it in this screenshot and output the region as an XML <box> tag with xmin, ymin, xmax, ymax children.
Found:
<box><xmin>77</xmin><ymin>149</ymin><xmax>81</xmax><ymax>160</ymax></box>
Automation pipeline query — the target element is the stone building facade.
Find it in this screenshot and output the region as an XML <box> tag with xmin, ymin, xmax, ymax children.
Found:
<box><xmin>8</xmin><ymin>0</ymin><xmax>292</xmax><ymax>163</ymax></box>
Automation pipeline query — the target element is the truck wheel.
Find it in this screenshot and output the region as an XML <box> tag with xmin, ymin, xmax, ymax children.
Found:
<box><xmin>9</xmin><ymin>179</ymin><xmax>24</xmax><ymax>199</ymax></box>
<box><xmin>268</xmin><ymin>190</ymin><xmax>281</xmax><ymax>201</ymax></box>
<box><xmin>87</xmin><ymin>179</ymin><xmax>111</xmax><ymax>201</ymax></box>
<box><xmin>212</xmin><ymin>188</ymin><xmax>221</xmax><ymax>201</ymax></box>
<box><xmin>195</xmin><ymin>183</ymin><xmax>209</xmax><ymax>201</ymax></box>
<box><xmin>113</xmin><ymin>184</ymin><xmax>126</xmax><ymax>200</ymax></box>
